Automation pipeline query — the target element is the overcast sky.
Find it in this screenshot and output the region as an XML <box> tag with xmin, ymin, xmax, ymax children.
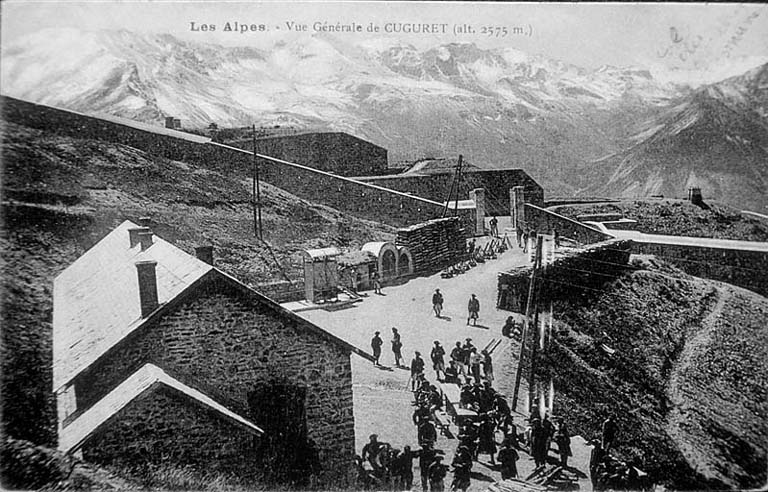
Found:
<box><xmin>3</xmin><ymin>2</ymin><xmax>767</xmax><ymax>82</ymax></box>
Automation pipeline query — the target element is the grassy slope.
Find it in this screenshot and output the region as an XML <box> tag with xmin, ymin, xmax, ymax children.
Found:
<box><xmin>543</xmin><ymin>257</ymin><xmax>768</xmax><ymax>489</ymax></box>
<box><xmin>0</xmin><ymin>120</ymin><xmax>394</xmax><ymax>449</ymax></box>
<box><xmin>551</xmin><ymin>199</ymin><xmax>768</xmax><ymax>241</ymax></box>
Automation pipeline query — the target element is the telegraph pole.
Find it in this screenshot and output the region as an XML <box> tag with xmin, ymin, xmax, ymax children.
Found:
<box><xmin>252</xmin><ymin>125</ymin><xmax>263</xmax><ymax>239</ymax></box>
<box><xmin>511</xmin><ymin>233</ymin><xmax>543</xmax><ymax>411</ymax></box>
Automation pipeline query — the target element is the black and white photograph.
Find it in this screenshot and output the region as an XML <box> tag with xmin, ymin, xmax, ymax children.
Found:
<box><xmin>1</xmin><ymin>2</ymin><xmax>767</xmax><ymax>490</ymax></box>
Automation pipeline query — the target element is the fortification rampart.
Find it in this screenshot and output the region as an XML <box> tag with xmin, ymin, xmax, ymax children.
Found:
<box><xmin>497</xmin><ymin>240</ymin><xmax>632</xmax><ymax>312</ymax></box>
<box><xmin>1</xmin><ymin>96</ymin><xmax>472</xmax><ymax>230</ymax></box>
<box><xmin>524</xmin><ymin>204</ymin><xmax>614</xmax><ymax>245</ymax></box>
<box><xmin>357</xmin><ymin>169</ymin><xmax>544</xmax><ymax>217</ymax></box>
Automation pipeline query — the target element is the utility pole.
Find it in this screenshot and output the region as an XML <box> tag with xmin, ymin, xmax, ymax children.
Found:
<box><xmin>252</xmin><ymin>125</ymin><xmax>263</xmax><ymax>239</ymax></box>
<box><xmin>511</xmin><ymin>233</ymin><xmax>543</xmax><ymax>411</ymax></box>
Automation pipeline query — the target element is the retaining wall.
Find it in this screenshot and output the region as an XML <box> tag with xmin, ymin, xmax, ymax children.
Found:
<box><xmin>524</xmin><ymin>203</ymin><xmax>613</xmax><ymax>245</ymax></box>
<box><xmin>1</xmin><ymin>96</ymin><xmax>468</xmax><ymax>229</ymax></box>
<box><xmin>497</xmin><ymin>240</ymin><xmax>632</xmax><ymax>312</ymax></box>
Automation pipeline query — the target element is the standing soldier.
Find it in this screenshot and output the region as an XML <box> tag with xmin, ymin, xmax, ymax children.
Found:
<box><xmin>450</xmin><ymin>342</ymin><xmax>465</xmax><ymax>378</ymax></box>
<box><xmin>467</xmin><ymin>294</ymin><xmax>480</xmax><ymax>326</ymax></box>
<box><xmin>516</xmin><ymin>223</ymin><xmax>524</xmax><ymax>248</ymax></box>
<box><xmin>392</xmin><ymin>328</ymin><xmax>404</xmax><ymax>367</ymax></box>
<box><xmin>411</xmin><ymin>352</ymin><xmax>426</xmax><ymax>391</ymax></box>
<box><xmin>432</xmin><ymin>288</ymin><xmax>444</xmax><ymax>317</ymax></box>
<box><xmin>490</xmin><ymin>216</ymin><xmax>499</xmax><ymax>237</ymax></box>
<box><xmin>431</xmin><ymin>341</ymin><xmax>446</xmax><ymax>381</ymax></box>
<box><xmin>371</xmin><ymin>331</ymin><xmax>383</xmax><ymax>366</ymax></box>
<box><xmin>372</xmin><ymin>271</ymin><xmax>382</xmax><ymax>294</ymax></box>
<box><xmin>428</xmin><ymin>456</ymin><xmax>448</xmax><ymax>492</ymax></box>
<box><xmin>497</xmin><ymin>437</ymin><xmax>520</xmax><ymax>479</ymax></box>
<box><xmin>555</xmin><ymin>419</ymin><xmax>573</xmax><ymax>467</ymax></box>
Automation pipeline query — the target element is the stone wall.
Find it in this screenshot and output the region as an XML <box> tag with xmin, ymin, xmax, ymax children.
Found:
<box><xmin>0</xmin><ymin>96</ymin><xmax>451</xmax><ymax>229</ymax></box>
<box><xmin>251</xmin><ymin>132</ymin><xmax>388</xmax><ymax>176</ymax></box>
<box><xmin>395</xmin><ymin>218</ymin><xmax>466</xmax><ymax>274</ymax></box>
<box><xmin>357</xmin><ymin>169</ymin><xmax>544</xmax><ymax>216</ymax></box>
<box><xmin>83</xmin><ymin>385</ymin><xmax>260</xmax><ymax>476</ymax></box>
<box><xmin>255</xmin><ymin>280</ymin><xmax>306</xmax><ymax>303</ymax></box>
<box><xmin>524</xmin><ymin>204</ymin><xmax>614</xmax><ymax>245</ymax></box>
<box><xmin>629</xmin><ymin>241</ymin><xmax>768</xmax><ymax>297</ymax></box>
<box><xmin>72</xmin><ymin>276</ymin><xmax>354</xmax><ymax>483</ymax></box>
<box><xmin>497</xmin><ymin>240</ymin><xmax>632</xmax><ymax>311</ymax></box>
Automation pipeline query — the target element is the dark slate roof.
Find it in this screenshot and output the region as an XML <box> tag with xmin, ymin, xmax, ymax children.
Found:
<box><xmin>59</xmin><ymin>364</ymin><xmax>263</xmax><ymax>453</ymax></box>
<box><xmin>53</xmin><ymin>221</ymin><xmax>374</xmax><ymax>391</ymax></box>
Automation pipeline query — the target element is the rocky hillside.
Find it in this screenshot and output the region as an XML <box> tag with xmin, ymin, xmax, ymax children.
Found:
<box><xmin>542</xmin><ymin>257</ymin><xmax>768</xmax><ymax>489</ymax></box>
<box><xmin>0</xmin><ymin>118</ymin><xmax>393</xmax><ymax>448</ymax></box>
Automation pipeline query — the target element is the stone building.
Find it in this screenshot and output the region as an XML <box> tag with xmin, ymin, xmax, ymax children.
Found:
<box><xmin>251</xmin><ymin>132</ymin><xmax>389</xmax><ymax>176</ymax></box>
<box><xmin>53</xmin><ymin>220</ymin><xmax>371</xmax><ymax>483</ymax></box>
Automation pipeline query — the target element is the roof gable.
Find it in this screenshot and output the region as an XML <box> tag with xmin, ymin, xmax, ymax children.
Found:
<box><xmin>53</xmin><ymin>220</ymin><xmax>213</xmax><ymax>391</ymax></box>
<box><xmin>54</xmin><ymin>221</ymin><xmax>375</xmax><ymax>391</ymax></box>
<box><xmin>59</xmin><ymin>363</ymin><xmax>263</xmax><ymax>454</ymax></box>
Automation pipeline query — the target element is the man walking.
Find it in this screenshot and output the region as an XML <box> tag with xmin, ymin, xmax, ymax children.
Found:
<box><xmin>467</xmin><ymin>294</ymin><xmax>480</xmax><ymax>326</ymax></box>
<box><xmin>392</xmin><ymin>328</ymin><xmax>404</xmax><ymax>367</ymax></box>
<box><xmin>432</xmin><ymin>289</ymin><xmax>444</xmax><ymax>317</ymax></box>
<box><xmin>431</xmin><ymin>341</ymin><xmax>446</xmax><ymax>381</ymax></box>
<box><xmin>371</xmin><ymin>331</ymin><xmax>383</xmax><ymax>366</ymax></box>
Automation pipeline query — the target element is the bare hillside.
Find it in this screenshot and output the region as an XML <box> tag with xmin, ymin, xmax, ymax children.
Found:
<box><xmin>542</xmin><ymin>257</ymin><xmax>768</xmax><ymax>489</ymax></box>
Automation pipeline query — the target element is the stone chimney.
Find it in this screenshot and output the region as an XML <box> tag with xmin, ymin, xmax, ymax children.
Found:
<box><xmin>138</xmin><ymin>231</ymin><xmax>154</xmax><ymax>251</ymax></box>
<box><xmin>135</xmin><ymin>260</ymin><xmax>159</xmax><ymax>317</ymax></box>
<box><xmin>195</xmin><ymin>246</ymin><xmax>214</xmax><ymax>265</ymax></box>
<box><xmin>138</xmin><ymin>217</ymin><xmax>152</xmax><ymax>227</ymax></box>
<box><xmin>128</xmin><ymin>227</ymin><xmax>150</xmax><ymax>248</ymax></box>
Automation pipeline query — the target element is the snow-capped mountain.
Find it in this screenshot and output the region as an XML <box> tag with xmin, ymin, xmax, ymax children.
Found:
<box><xmin>586</xmin><ymin>64</ymin><xmax>768</xmax><ymax>211</ymax></box>
<box><xmin>2</xmin><ymin>28</ymin><xmax>765</xmax><ymax>209</ymax></box>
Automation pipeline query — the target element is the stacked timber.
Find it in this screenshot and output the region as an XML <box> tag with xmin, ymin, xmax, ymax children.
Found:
<box><xmin>396</xmin><ymin>217</ymin><xmax>465</xmax><ymax>274</ymax></box>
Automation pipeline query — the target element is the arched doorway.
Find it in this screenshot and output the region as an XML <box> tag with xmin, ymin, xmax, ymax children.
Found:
<box><xmin>382</xmin><ymin>249</ymin><xmax>397</xmax><ymax>279</ymax></box>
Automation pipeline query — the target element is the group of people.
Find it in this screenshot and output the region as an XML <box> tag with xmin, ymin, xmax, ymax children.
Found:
<box><xmin>440</xmin><ymin>338</ymin><xmax>492</xmax><ymax>385</ymax></box>
<box><xmin>430</xmin><ymin>289</ymin><xmax>482</xmax><ymax>326</ymax></box>
<box><xmin>370</xmin><ymin>328</ymin><xmax>406</xmax><ymax>367</ymax></box>
<box><xmin>356</xmin><ymin>434</ymin><xmax>448</xmax><ymax>491</ymax></box>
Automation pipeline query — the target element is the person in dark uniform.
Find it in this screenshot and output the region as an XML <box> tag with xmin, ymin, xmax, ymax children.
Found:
<box><xmin>392</xmin><ymin>328</ymin><xmax>403</xmax><ymax>367</ymax></box>
<box><xmin>555</xmin><ymin>420</ymin><xmax>572</xmax><ymax>467</ymax></box>
<box><xmin>371</xmin><ymin>331</ymin><xmax>383</xmax><ymax>366</ymax></box>
<box><xmin>450</xmin><ymin>447</ymin><xmax>473</xmax><ymax>492</ymax></box>
<box><xmin>428</xmin><ymin>455</ymin><xmax>448</xmax><ymax>492</ymax></box>
<box><xmin>361</xmin><ymin>434</ymin><xmax>384</xmax><ymax>472</ymax></box>
<box><xmin>411</xmin><ymin>352</ymin><xmax>425</xmax><ymax>391</ymax></box>
<box><xmin>431</xmin><ymin>341</ymin><xmax>446</xmax><ymax>381</ymax></box>
<box><xmin>467</xmin><ymin>294</ymin><xmax>480</xmax><ymax>326</ymax></box>
<box><xmin>477</xmin><ymin>414</ymin><xmax>497</xmax><ymax>465</ymax></box>
<box><xmin>418</xmin><ymin>419</ymin><xmax>438</xmax><ymax>448</ymax></box>
<box><xmin>417</xmin><ymin>444</ymin><xmax>444</xmax><ymax>492</ymax></box>
<box><xmin>490</xmin><ymin>216</ymin><xmax>499</xmax><ymax>237</ymax></box>
<box><xmin>432</xmin><ymin>289</ymin><xmax>444</xmax><ymax>317</ymax></box>
<box><xmin>589</xmin><ymin>440</ymin><xmax>606</xmax><ymax>488</ymax></box>
<box><xmin>497</xmin><ymin>437</ymin><xmax>520</xmax><ymax>479</ymax></box>
<box><xmin>397</xmin><ymin>446</ymin><xmax>416</xmax><ymax>490</ymax></box>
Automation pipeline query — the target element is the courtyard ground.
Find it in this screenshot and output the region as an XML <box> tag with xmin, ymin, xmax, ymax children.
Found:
<box><xmin>298</xmin><ymin>222</ymin><xmax>594</xmax><ymax>491</ymax></box>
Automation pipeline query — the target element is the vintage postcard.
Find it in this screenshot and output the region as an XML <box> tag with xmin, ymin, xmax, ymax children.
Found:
<box><xmin>1</xmin><ymin>2</ymin><xmax>767</xmax><ymax>491</ymax></box>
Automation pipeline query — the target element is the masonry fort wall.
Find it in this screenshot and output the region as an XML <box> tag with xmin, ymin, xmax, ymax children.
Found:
<box><xmin>358</xmin><ymin>170</ymin><xmax>544</xmax><ymax>217</ymax></box>
<box><xmin>72</xmin><ymin>277</ymin><xmax>354</xmax><ymax>482</ymax></box>
<box><xmin>84</xmin><ymin>385</ymin><xmax>260</xmax><ymax>476</ymax></box>
<box><xmin>497</xmin><ymin>240</ymin><xmax>632</xmax><ymax>311</ymax></box>
<box><xmin>1</xmin><ymin>96</ymin><xmax>461</xmax><ymax>229</ymax></box>
<box><xmin>251</xmin><ymin>132</ymin><xmax>388</xmax><ymax>176</ymax></box>
<box><xmin>523</xmin><ymin>204</ymin><xmax>613</xmax><ymax>245</ymax></box>
<box><xmin>629</xmin><ymin>241</ymin><xmax>768</xmax><ymax>297</ymax></box>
